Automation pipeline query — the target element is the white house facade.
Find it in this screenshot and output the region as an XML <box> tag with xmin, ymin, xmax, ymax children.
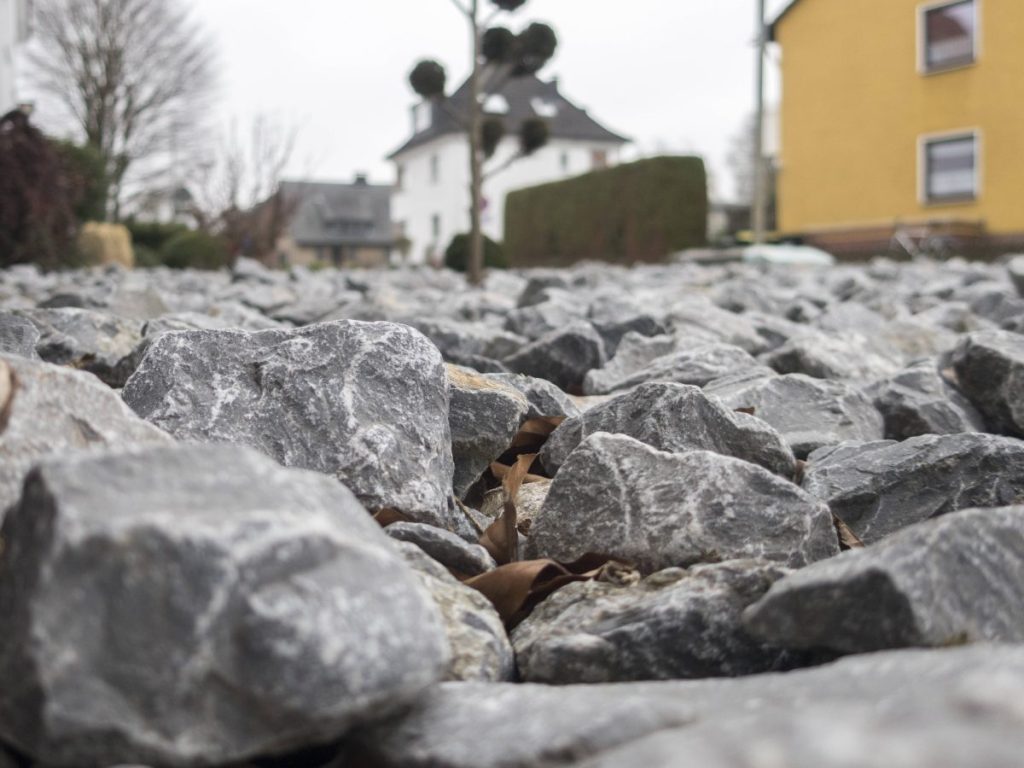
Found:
<box><xmin>390</xmin><ymin>73</ymin><xmax>627</xmax><ymax>265</ymax></box>
<box><xmin>0</xmin><ymin>0</ymin><xmax>31</xmax><ymax>113</ymax></box>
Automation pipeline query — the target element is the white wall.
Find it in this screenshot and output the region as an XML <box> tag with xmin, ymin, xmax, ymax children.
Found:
<box><xmin>0</xmin><ymin>0</ymin><xmax>30</xmax><ymax>113</ymax></box>
<box><xmin>392</xmin><ymin>134</ymin><xmax>623</xmax><ymax>265</ymax></box>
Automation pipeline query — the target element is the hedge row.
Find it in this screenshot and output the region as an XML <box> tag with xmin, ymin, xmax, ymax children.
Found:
<box><xmin>503</xmin><ymin>155</ymin><xmax>708</xmax><ymax>267</ymax></box>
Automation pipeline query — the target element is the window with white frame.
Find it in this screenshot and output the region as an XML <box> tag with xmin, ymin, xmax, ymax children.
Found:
<box><xmin>921</xmin><ymin>0</ymin><xmax>977</xmax><ymax>73</ymax></box>
<box><xmin>922</xmin><ymin>132</ymin><xmax>978</xmax><ymax>203</ymax></box>
<box><xmin>430</xmin><ymin>154</ymin><xmax>439</xmax><ymax>185</ymax></box>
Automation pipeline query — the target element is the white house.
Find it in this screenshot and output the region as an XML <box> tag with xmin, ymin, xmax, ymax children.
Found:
<box><xmin>389</xmin><ymin>72</ymin><xmax>628</xmax><ymax>265</ymax></box>
<box><xmin>0</xmin><ymin>0</ymin><xmax>31</xmax><ymax>113</ymax></box>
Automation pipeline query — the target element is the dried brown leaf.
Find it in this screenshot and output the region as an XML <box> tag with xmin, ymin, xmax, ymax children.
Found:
<box><xmin>372</xmin><ymin>508</ymin><xmax>412</xmax><ymax>528</ymax></box>
<box><xmin>479</xmin><ymin>453</ymin><xmax>537</xmax><ymax>564</ymax></box>
<box><xmin>833</xmin><ymin>513</ymin><xmax>865</xmax><ymax>550</ymax></box>
<box><xmin>734</xmin><ymin>406</ymin><xmax>756</xmax><ymax>416</ymax></box>
<box><xmin>464</xmin><ymin>552</ymin><xmax>630</xmax><ymax>628</ymax></box>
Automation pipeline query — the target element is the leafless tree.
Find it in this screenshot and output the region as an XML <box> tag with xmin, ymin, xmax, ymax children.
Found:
<box><xmin>190</xmin><ymin>115</ymin><xmax>299</xmax><ymax>262</ymax></box>
<box><xmin>726</xmin><ymin>113</ymin><xmax>758</xmax><ymax>205</ymax></box>
<box><xmin>28</xmin><ymin>0</ymin><xmax>216</xmax><ymax>221</ymax></box>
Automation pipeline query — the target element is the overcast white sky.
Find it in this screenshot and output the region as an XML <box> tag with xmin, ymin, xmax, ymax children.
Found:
<box><xmin>27</xmin><ymin>0</ymin><xmax>790</xmax><ymax>202</ymax></box>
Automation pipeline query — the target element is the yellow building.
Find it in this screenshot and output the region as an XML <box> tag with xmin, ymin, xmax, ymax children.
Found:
<box><xmin>771</xmin><ymin>0</ymin><xmax>1024</xmax><ymax>258</ymax></box>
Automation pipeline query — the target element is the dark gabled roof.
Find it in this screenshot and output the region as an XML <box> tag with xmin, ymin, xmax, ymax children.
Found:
<box><xmin>280</xmin><ymin>180</ymin><xmax>394</xmax><ymax>248</ymax></box>
<box><xmin>769</xmin><ymin>0</ymin><xmax>804</xmax><ymax>40</ymax></box>
<box><xmin>388</xmin><ymin>69</ymin><xmax>629</xmax><ymax>159</ymax></box>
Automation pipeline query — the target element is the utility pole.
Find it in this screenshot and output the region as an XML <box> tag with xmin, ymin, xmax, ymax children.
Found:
<box><xmin>752</xmin><ymin>0</ymin><xmax>768</xmax><ymax>245</ymax></box>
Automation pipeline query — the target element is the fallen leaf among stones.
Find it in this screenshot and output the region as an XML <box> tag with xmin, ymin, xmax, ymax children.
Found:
<box><xmin>464</xmin><ymin>553</ymin><xmax>634</xmax><ymax>628</ymax></box>
<box><xmin>833</xmin><ymin>514</ymin><xmax>865</xmax><ymax>550</ymax></box>
<box><xmin>479</xmin><ymin>452</ymin><xmax>536</xmax><ymax>564</ymax></box>
<box><xmin>373</xmin><ymin>508</ymin><xmax>414</xmax><ymax>528</ymax></box>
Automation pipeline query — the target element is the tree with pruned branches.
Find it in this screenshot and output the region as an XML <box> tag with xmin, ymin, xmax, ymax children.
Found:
<box><xmin>408</xmin><ymin>0</ymin><xmax>557</xmax><ymax>285</ymax></box>
<box><xmin>28</xmin><ymin>0</ymin><xmax>216</xmax><ymax>221</ymax></box>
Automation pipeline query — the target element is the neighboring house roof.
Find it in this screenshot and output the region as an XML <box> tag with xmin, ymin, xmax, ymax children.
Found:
<box><xmin>388</xmin><ymin>69</ymin><xmax>629</xmax><ymax>159</ymax></box>
<box><xmin>769</xmin><ymin>0</ymin><xmax>804</xmax><ymax>40</ymax></box>
<box><xmin>280</xmin><ymin>180</ymin><xmax>394</xmax><ymax>248</ymax></box>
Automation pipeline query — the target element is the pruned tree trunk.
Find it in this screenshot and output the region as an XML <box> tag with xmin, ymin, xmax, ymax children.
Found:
<box><xmin>467</xmin><ymin>0</ymin><xmax>486</xmax><ymax>287</ymax></box>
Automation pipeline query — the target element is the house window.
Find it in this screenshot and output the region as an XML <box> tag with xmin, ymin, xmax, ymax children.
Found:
<box><xmin>921</xmin><ymin>0</ymin><xmax>976</xmax><ymax>73</ymax></box>
<box><xmin>431</xmin><ymin>213</ymin><xmax>441</xmax><ymax>240</ymax></box>
<box><xmin>591</xmin><ymin>149</ymin><xmax>608</xmax><ymax>170</ymax></box>
<box><xmin>430</xmin><ymin>154</ymin><xmax>440</xmax><ymax>184</ymax></box>
<box><xmin>560</xmin><ymin>151</ymin><xmax>570</xmax><ymax>173</ymax></box>
<box><xmin>922</xmin><ymin>132</ymin><xmax>978</xmax><ymax>203</ymax></box>
<box><xmin>396</xmin><ymin>164</ymin><xmax>405</xmax><ymax>191</ymax></box>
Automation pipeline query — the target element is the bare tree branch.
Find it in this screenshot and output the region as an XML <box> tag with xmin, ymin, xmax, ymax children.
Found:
<box><xmin>448</xmin><ymin>0</ymin><xmax>471</xmax><ymax>17</ymax></box>
<box><xmin>27</xmin><ymin>0</ymin><xmax>217</xmax><ymax>220</ymax></box>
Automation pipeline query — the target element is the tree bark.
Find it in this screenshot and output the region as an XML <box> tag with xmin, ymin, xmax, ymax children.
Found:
<box><xmin>467</xmin><ymin>0</ymin><xmax>486</xmax><ymax>286</ymax></box>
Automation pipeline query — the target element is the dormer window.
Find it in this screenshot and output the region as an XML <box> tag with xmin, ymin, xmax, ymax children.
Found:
<box><xmin>920</xmin><ymin>0</ymin><xmax>977</xmax><ymax>73</ymax></box>
<box><xmin>413</xmin><ymin>102</ymin><xmax>433</xmax><ymax>133</ymax></box>
<box><xmin>531</xmin><ymin>98</ymin><xmax>559</xmax><ymax>118</ymax></box>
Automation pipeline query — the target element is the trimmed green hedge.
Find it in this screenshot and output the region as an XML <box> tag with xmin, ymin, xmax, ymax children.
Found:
<box><xmin>504</xmin><ymin>155</ymin><xmax>707</xmax><ymax>267</ymax></box>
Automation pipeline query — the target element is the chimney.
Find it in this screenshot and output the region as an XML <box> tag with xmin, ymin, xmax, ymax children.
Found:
<box><xmin>354</xmin><ymin>173</ymin><xmax>368</xmax><ymax>185</ymax></box>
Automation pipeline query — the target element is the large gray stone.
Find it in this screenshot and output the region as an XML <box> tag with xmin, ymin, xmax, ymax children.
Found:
<box><xmin>0</xmin><ymin>355</ymin><xmax>172</xmax><ymax>520</ymax></box>
<box><xmin>502</xmin><ymin>322</ymin><xmax>606</xmax><ymax>393</ymax></box>
<box><xmin>582</xmin><ymin>332</ymin><xmax>677</xmax><ymax>396</ymax></box>
<box><xmin>447</xmin><ymin>365</ymin><xmax>529</xmax><ymax>497</ymax></box>
<box><xmin>948</xmin><ymin>330</ymin><xmax>1024</xmax><ymax>437</ymax></box>
<box><xmin>512</xmin><ymin>560</ymin><xmax>789</xmax><ymax>683</ymax></box>
<box><xmin>706</xmin><ymin>371</ymin><xmax>885</xmax><ymax>458</ymax></box>
<box><xmin>0</xmin><ymin>312</ymin><xmax>40</xmax><ymax>359</ymax></box>
<box><xmin>525</xmin><ymin>433</ymin><xmax>839</xmax><ymax>572</ymax></box>
<box><xmin>540</xmin><ymin>382</ymin><xmax>796</xmax><ymax>477</ymax></box>
<box><xmin>867</xmin><ymin>359</ymin><xmax>986</xmax><ymax>440</ymax></box>
<box><xmin>349</xmin><ymin>646</ymin><xmax>1024</xmax><ymax>768</ymax></box>
<box><xmin>121</xmin><ymin>320</ymin><xmax>462</xmax><ymax>531</ymax></box>
<box><xmin>394</xmin><ymin>541</ymin><xmax>514</xmax><ymax>683</ymax></box>
<box><xmin>595</xmin><ymin>343</ymin><xmax>760</xmax><ymax>394</ymax></box>
<box><xmin>744</xmin><ymin>506</ymin><xmax>1024</xmax><ymax>653</ymax></box>
<box><xmin>0</xmin><ymin>444</ymin><xmax>448</xmax><ymax>767</ymax></box>
<box><xmin>575</xmin><ymin>699</ymin><xmax>1024</xmax><ymax>768</ymax></box>
<box><xmin>802</xmin><ymin>433</ymin><xmax>1024</xmax><ymax>543</ymax></box>
<box><xmin>762</xmin><ymin>332</ymin><xmax>902</xmax><ymax>381</ymax></box>
<box><xmin>18</xmin><ymin>307</ymin><xmax>143</xmax><ymax>387</ymax></box>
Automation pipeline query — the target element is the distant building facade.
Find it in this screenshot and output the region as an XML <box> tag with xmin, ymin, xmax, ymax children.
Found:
<box><xmin>276</xmin><ymin>177</ymin><xmax>395</xmax><ymax>268</ymax></box>
<box><xmin>0</xmin><ymin>0</ymin><xmax>32</xmax><ymax>113</ymax></box>
<box><xmin>389</xmin><ymin>72</ymin><xmax>628</xmax><ymax>265</ymax></box>
<box><xmin>772</xmin><ymin>0</ymin><xmax>1024</xmax><ymax>257</ymax></box>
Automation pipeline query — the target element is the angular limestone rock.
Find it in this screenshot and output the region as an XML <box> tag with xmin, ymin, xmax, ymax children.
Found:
<box><xmin>948</xmin><ymin>330</ymin><xmax>1024</xmax><ymax>437</ymax></box>
<box><xmin>351</xmin><ymin>647</ymin><xmax>1024</xmax><ymax>768</ymax></box>
<box><xmin>706</xmin><ymin>371</ymin><xmax>884</xmax><ymax>458</ymax></box>
<box><xmin>0</xmin><ymin>313</ymin><xmax>40</xmax><ymax>359</ymax></box>
<box><xmin>0</xmin><ymin>355</ymin><xmax>171</xmax><ymax>520</ymax></box>
<box><xmin>540</xmin><ymin>382</ymin><xmax>795</xmax><ymax>476</ymax></box>
<box><xmin>525</xmin><ymin>433</ymin><xmax>838</xmax><ymax>572</ymax></box>
<box><xmin>18</xmin><ymin>307</ymin><xmax>143</xmax><ymax>387</ymax></box>
<box><xmin>0</xmin><ymin>445</ymin><xmax>448</xmax><ymax>767</ymax></box>
<box><xmin>484</xmin><ymin>371</ymin><xmax>581</xmax><ymax>420</ymax></box>
<box><xmin>502</xmin><ymin>322</ymin><xmax>606</xmax><ymax>393</ymax></box>
<box><xmin>867</xmin><ymin>360</ymin><xmax>986</xmax><ymax>440</ymax></box>
<box><xmin>744</xmin><ymin>506</ymin><xmax>1024</xmax><ymax>653</ymax></box>
<box><xmin>395</xmin><ymin>541</ymin><xmax>514</xmax><ymax>683</ymax></box>
<box><xmin>386</xmin><ymin>521</ymin><xmax>496</xmax><ymax>577</ymax></box>
<box><xmin>802</xmin><ymin>433</ymin><xmax>1024</xmax><ymax>543</ymax></box>
<box><xmin>122</xmin><ymin>320</ymin><xmax>462</xmax><ymax>531</ymax></box>
<box><xmin>447</xmin><ymin>366</ymin><xmax>529</xmax><ymax>497</ymax></box>
<box><xmin>597</xmin><ymin>343</ymin><xmax>760</xmax><ymax>394</ymax></box>
<box><xmin>512</xmin><ymin>560</ymin><xmax>789</xmax><ymax>683</ymax></box>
